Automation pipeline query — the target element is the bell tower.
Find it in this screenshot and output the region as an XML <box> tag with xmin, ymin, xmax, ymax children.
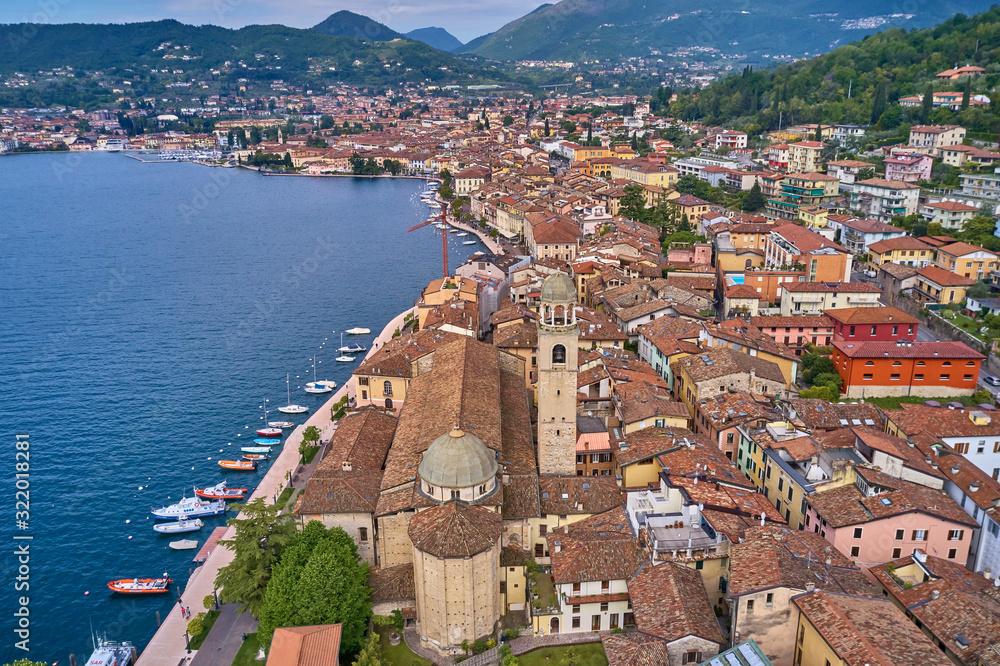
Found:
<box><xmin>536</xmin><ymin>273</ymin><xmax>579</xmax><ymax>476</ymax></box>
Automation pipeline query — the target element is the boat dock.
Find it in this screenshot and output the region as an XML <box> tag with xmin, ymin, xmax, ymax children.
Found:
<box><xmin>193</xmin><ymin>527</ymin><xmax>227</xmax><ymax>564</ymax></box>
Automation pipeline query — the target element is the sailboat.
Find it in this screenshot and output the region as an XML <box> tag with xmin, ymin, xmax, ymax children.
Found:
<box><xmin>335</xmin><ymin>333</ymin><xmax>356</xmax><ymax>362</ymax></box>
<box><xmin>277</xmin><ymin>374</ymin><xmax>308</xmax><ymax>414</ymax></box>
<box><xmin>256</xmin><ymin>400</ymin><xmax>282</xmax><ymax>437</ymax></box>
<box><xmin>304</xmin><ymin>349</ymin><xmax>335</xmax><ymax>394</ymax></box>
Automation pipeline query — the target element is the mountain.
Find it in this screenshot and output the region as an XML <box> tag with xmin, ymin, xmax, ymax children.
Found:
<box><xmin>672</xmin><ymin>7</ymin><xmax>1000</xmax><ymax>134</ymax></box>
<box><xmin>467</xmin><ymin>0</ymin><xmax>1000</xmax><ymax>61</ymax></box>
<box><xmin>0</xmin><ymin>19</ymin><xmax>498</xmax><ymax>91</ymax></box>
<box><xmin>312</xmin><ymin>10</ymin><xmax>404</xmax><ymax>41</ymax></box>
<box><xmin>459</xmin><ymin>32</ymin><xmax>493</xmax><ymax>53</ymax></box>
<box><xmin>405</xmin><ymin>27</ymin><xmax>464</xmax><ymax>52</ymax></box>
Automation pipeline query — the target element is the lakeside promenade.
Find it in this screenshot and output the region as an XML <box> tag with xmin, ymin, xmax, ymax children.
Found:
<box><xmin>136</xmin><ymin>306</ymin><xmax>416</xmax><ymax>665</ymax></box>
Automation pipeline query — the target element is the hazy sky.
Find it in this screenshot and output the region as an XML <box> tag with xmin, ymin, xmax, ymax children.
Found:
<box><xmin>0</xmin><ymin>0</ymin><xmax>544</xmax><ymax>42</ymax></box>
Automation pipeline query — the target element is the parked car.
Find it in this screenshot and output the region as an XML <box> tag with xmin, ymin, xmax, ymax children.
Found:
<box><xmin>984</xmin><ymin>374</ymin><xmax>1000</xmax><ymax>387</ymax></box>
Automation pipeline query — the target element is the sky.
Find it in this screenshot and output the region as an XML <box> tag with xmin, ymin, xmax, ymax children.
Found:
<box><xmin>0</xmin><ymin>0</ymin><xmax>545</xmax><ymax>42</ymax></box>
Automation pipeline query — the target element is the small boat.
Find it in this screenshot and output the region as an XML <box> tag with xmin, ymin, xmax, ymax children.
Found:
<box><xmin>345</xmin><ymin>327</ymin><xmax>371</xmax><ymax>335</ymax></box>
<box><xmin>84</xmin><ymin>639</ymin><xmax>136</xmax><ymax>666</ymax></box>
<box><xmin>241</xmin><ymin>446</ymin><xmax>271</xmax><ymax>453</ymax></box>
<box><xmin>457</xmin><ymin>232</ymin><xmax>468</xmax><ymax>237</ymax></box>
<box><xmin>169</xmin><ymin>539</ymin><xmax>199</xmax><ymax>551</ymax></box>
<box><xmin>463</xmin><ymin>240</ymin><xmax>477</xmax><ymax>245</ymax></box>
<box><xmin>449</xmin><ymin>228</ymin><xmax>459</xmax><ymax>234</ymax></box>
<box><xmin>195</xmin><ymin>482</ymin><xmax>247</xmax><ymax>501</ymax></box>
<box><xmin>277</xmin><ymin>373</ymin><xmax>308</xmax><ymax>414</ymax></box>
<box><xmin>267</xmin><ymin>421</ymin><xmax>294</xmax><ymax>429</ymax></box>
<box><xmin>304</xmin><ymin>351</ymin><xmax>335</xmax><ymax>393</ymax></box>
<box><xmin>151</xmin><ymin>497</ymin><xmax>226</xmax><ymax>520</ymax></box>
<box><xmin>218</xmin><ymin>460</ymin><xmax>257</xmax><ymax>471</ymax></box>
<box><xmin>337</xmin><ymin>343</ymin><xmax>366</xmax><ymax>354</ymax></box>
<box><xmin>153</xmin><ymin>519</ymin><xmax>203</xmax><ymax>534</ymax></box>
<box><xmin>436</xmin><ymin>224</ymin><xmax>448</xmax><ymax>229</ymax></box>
<box><xmin>336</xmin><ymin>354</ymin><xmax>356</xmax><ymax>362</ymax></box>
<box><xmin>253</xmin><ymin>438</ymin><xmax>281</xmax><ymax>445</ymax></box>
<box><xmin>107</xmin><ymin>577</ymin><xmax>172</xmax><ymax>595</ymax></box>
<box><xmin>257</xmin><ymin>427</ymin><xmax>282</xmax><ymax>437</ymax></box>
<box><xmin>242</xmin><ymin>453</ymin><xmax>267</xmax><ymax>461</ymax></box>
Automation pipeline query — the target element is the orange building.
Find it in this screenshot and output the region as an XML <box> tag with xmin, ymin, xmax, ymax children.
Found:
<box><xmin>739</xmin><ymin>269</ymin><xmax>806</xmax><ymax>305</ymax></box>
<box><xmin>831</xmin><ymin>339</ymin><xmax>984</xmax><ymax>399</ymax></box>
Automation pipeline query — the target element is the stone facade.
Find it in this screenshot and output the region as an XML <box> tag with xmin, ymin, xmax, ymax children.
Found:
<box><xmin>537</xmin><ymin>299</ymin><xmax>580</xmax><ymax>476</ymax></box>
<box><xmin>377</xmin><ymin>506</ymin><xmax>416</xmax><ymax>568</ymax></box>
<box><xmin>412</xmin><ymin>538</ymin><xmax>501</xmax><ymax>651</ymax></box>
<box><xmin>731</xmin><ymin>588</ymin><xmax>801</xmax><ymax>665</ymax></box>
<box><xmin>299</xmin><ymin>511</ymin><xmax>377</xmax><ymax>565</ymax></box>
<box><xmin>666</xmin><ymin>636</ymin><xmax>721</xmax><ymax>666</ymax></box>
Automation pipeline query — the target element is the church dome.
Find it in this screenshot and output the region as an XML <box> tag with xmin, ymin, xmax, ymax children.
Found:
<box><xmin>418</xmin><ymin>429</ymin><xmax>498</xmax><ymax>489</ymax></box>
<box><xmin>540</xmin><ymin>273</ymin><xmax>576</xmax><ymax>303</ymax></box>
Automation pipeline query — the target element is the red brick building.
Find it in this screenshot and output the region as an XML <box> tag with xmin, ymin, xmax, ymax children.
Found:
<box><xmin>825</xmin><ymin>306</ymin><xmax>919</xmax><ymax>342</ymax></box>
<box><xmin>750</xmin><ymin>315</ymin><xmax>833</xmax><ymax>354</ymax></box>
<box><xmin>831</xmin><ymin>339</ymin><xmax>984</xmax><ymax>398</ymax></box>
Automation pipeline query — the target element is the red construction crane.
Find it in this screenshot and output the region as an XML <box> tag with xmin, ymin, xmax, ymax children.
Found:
<box><xmin>406</xmin><ymin>201</ymin><xmax>450</xmax><ymax>279</ymax></box>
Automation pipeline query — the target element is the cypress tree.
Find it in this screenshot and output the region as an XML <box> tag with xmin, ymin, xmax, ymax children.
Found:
<box><xmin>961</xmin><ymin>77</ymin><xmax>971</xmax><ymax>110</ymax></box>
<box><xmin>920</xmin><ymin>83</ymin><xmax>934</xmax><ymax>124</ymax></box>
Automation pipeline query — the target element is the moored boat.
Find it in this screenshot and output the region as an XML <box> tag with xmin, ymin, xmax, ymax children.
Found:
<box><xmin>277</xmin><ymin>373</ymin><xmax>308</xmax><ymax>414</ymax></box>
<box><xmin>242</xmin><ymin>453</ymin><xmax>267</xmax><ymax>461</ymax></box>
<box><xmin>304</xmin><ymin>381</ymin><xmax>335</xmax><ymax>394</ymax></box>
<box><xmin>267</xmin><ymin>421</ymin><xmax>294</xmax><ymax>429</ymax></box>
<box><xmin>253</xmin><ymin>438</ymin><xmax>281</xmax><ymax>445</ymax></box>
<box><xmin>107</xmin><ymin>577</ymin><xmax>172</xmax><ymax>594</ymax></box>
<box><xmin>195</xmin><ymin>482</ymin><xmax>246</xmax><ymax>500</ymax></box>
<box><xmin>84</xmin><ymin>639</ymin><xmax>136</xmax><ymax>666</ymax></box>
<box><xmin>345</xmin><ymin>327</ymin><xmax>371</xmax><ymax>335</ymax></box>
<box><xmin>169</xmin><ymin>539</ymin><xmax>199</xmax><ymax>550</ymax></box>
<box><xmin>241</xmin><ymin>446</ymin><xmax>271</xmax><ymax>453</ymax></box>
<box><xmin>463</xmin><ymin>240</ymin><xmax>477</xmax><ymax>245</ymax></box>
<box><xmin>153</xmin><ymin>519</ymin><xmax>203</xmax><ymax>534</ymax></box>
<box><xmin>151</xmin><ymin>497</ymin><xmax>226</xmax><ymax>521</ymax></box>
<box><xmin>218</xmin><ymin>459</ymin><xmax>257</xmax><ymax>471</ymax></box>
<box><xmin>456</xmin><ymin>232</ymin><xmax>468</xmax><ymax>237</ymax></box>
<box><xmin>337</xmin><ymin>343</ymin><xmax>366</xmax><ymax>354</ymax></box>
<box><xmin>257</xmin><ymin>427</ymin><xmax>282</xmax><ymax>437</ymax></box>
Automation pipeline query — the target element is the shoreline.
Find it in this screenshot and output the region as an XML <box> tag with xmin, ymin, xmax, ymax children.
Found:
<box><xmin>136</xmin><ymin>305</ymin><xmax>416</xmax><ymax>665</ymax></box>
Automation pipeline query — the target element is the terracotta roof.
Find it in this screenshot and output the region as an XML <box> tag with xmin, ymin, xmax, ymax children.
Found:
<box><xmin>788</xmin><ymin>400</ymin><xmax>885</xmax><ymax>432</ymax></box>
<box><xmin>867</xmin><ymin>236</ymin><xmax>935</xmax><ymax>253</ymax></box>
<box><xmin>823</xmin><ymin>306</ymin><xmax>918</xmax><ymax>326</ymax></box>
<box><xmin>794</xmin><ymin>591</ymin><xmax>950</xmax><ymax>666</ymax></box>
<box><xmin>368</xmin><ymin>563</ymin><xmax>414</xmax><ymax>603</ymax></box>
<box><xmin>493</xmin><ymin>320</ymin><xmax>537</xmax><ymax>348</ymax></box>
<box><xmin>857</xmin><ymin>177</ymin><xmax>919</xmax><ymax>190</ymax></box>
<box><xmin>772</xmin><ymin>223</ymin><xmax>847</xmax><ymax>254</ymax></box>
<box><xmin>295</xmin><ymin>470</ymin><xmax>383</xmax><ymax>515</ymax></box>
<box><xmin>538</xmin><ymin>475</ymin><xmax>622</xmax><ymax>516</ymax></box>
<box><xmin>315</xmin><ymin>408</ymin><xmax>397</xmax><ymax>475</ymax></box>
<box><xmin>832</xmin><ymin>339</ymin><xmax>983</xmax><ymax>359</ymax></box>
<box><xmin>675</xmin><ymin>346</ymin><xmax>786</xmax><ymax>386</ymax></box>
<box><xmin>267</xmin><ymin>624</ymin><xmax>342</xmax><ymax>666</ymax></box>
<box><xmin>501</xmin><ymin>474</ymin><xmax>541</xmax><ymax>519</ymax></box>
<box><xmin>728</xmin><ymin>525</ymin><xmax>873</xmax><ymax>597</ymax></box>
<box><xmin>751</xmin><ymin>315</ymin><xmax>833</xmax><ymax>330</ymax></box>
<box><xmin>781</xmin><ymin>281</ymin><xmax>881</xmax><ymax>293</ymax></box>
<box><xmin>628</xmin><ymin>562</ymin><xmax>725</xmax><ymax>645</ymax></box>
<box><xmin>879</xmin><ymin>262</ymin><xmax>919</xmax><ymax>280</ymax></box>
<box><xmin>725</xmin><ymin>284</ymin><xmax>764</xmax><ymax>300</ymax></box>
<box><xmin>600</xmin><ymin>633</ymin><xmax>669</xmax><ymax>666</ymax></box>
<box><xmin>407</xmin><ymin>502</ymin><xmax>501</xmax><ymax>558</ymax></box>
<box><xmin>548</xmin><ymin>507</ymin><xmax>647</xmax><ymax>584</ymax></box>
<box><xmin>888</xmin><ymin>403</ymin><xmax>1000</xmax><ymax>440</ymax></box>
<box><xmin>924</xmin><ymin>201</ymin><xmax>979</xmax><ymax>211</ymax></box>
<box><xmin>354</xmin><ymin>329</ymin><xmax>462</xmax><ymax>379</ymax></box>
<box><xmin>937</xmin><ymin>241</ymin><xmax>997</xmax><ymax>258</ymax></box>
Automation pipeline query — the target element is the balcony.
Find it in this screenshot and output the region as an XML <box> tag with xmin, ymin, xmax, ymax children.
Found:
<box><xmin>528</xmin><ymin>566</ymin><xmax>560</xmax><ymax>616</ymax></box>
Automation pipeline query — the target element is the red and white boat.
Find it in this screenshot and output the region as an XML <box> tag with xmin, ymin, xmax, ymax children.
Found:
<box><xmin>107</xmin><ymin>577</ymin><xmax>172</xmax><ymax>594</ymax></box>
<box><xmin>242</xmin><ymin>453</ymin><xmax>267</xmax><ymax>461</ymax></box>
<box><xmin>195</xmin><ymin>482</ymin><xmax>247</xmax><ymax>501</ymax></box>
<box><xmin>257</xmin><ymin>400</ymin><xmax>283</xmax><ymax>437</ymax></box>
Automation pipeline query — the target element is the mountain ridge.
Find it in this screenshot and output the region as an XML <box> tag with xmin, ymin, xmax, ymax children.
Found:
<box><xmin>405</xmin><ymin>27</ymin><xmax>464</xmax><ymax>52</ymax></box>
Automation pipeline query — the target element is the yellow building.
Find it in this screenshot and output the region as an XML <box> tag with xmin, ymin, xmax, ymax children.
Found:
<box><xmin>797</xmin><ymin>206</ymin><xmax>828</xmax><ymax>228</ymax></box>
<box><xmin>788</xmin><ymin>141</ymin><xmax>825</xmax><ymax>173</ymax></box>
<box><xmin>867</xmin><ymin>236</ymin><xmax>937</xmax><ymax>270</ymax></box>
<box><xmin>912</xmin><ymin>265</ymin><xmax>977</xmax><ymax>305</ymax></box>
<box><xmin>417</xmin><ymin>276</ymin><xmax>479</xmax><ymax>330</ymax></box>
<box><xmin>610</xmin><ymin>159</ymin><xmax>679</xmax><ymax>188</ymax></box>
<box><xmin>934</xmin><ymin>241</ymin><xmax>999</xmax><ymax>280</ymax></box>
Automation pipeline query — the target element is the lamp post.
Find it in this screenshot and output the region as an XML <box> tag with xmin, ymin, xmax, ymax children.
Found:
<box><xmin>185</xmin><ymin>630</ymin><xmax>191</xmax><ymax>654</ymax></box>
<box><xmin>213</xmin><ymin>589</ymin><xmax>220</xmax><ymax>610</ymax></box>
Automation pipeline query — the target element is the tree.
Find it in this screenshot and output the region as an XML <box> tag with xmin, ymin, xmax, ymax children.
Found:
<box><xmin>257</xmin><ymin>522</ymin><xmax>371</xmax><ymax>653</ymax></box>
<box><xmin>214</xmin><ymin>498</ymin><xmax>296</xmax><ymax>616</ymax></box>
<box><xmin>187</xmin><ymin>613</ymin><xmax>206</xmax><ymax>638</ymax></box>
<box><xmin>619</xmin><ymin>185</ymin><xmax>648</xmax><ymax>223</ymax></box>
<box><xmin>870</xmin><ymin>83</ymin><xmax>888</xmax><ymax>125</ymax></box>
<box><xmin>502</xmin><ymin>114</ymin><xmax>514</xmax><ymax>126</ymax></box>
<box><xmin>319</xmin><ymin>114</ymin><xmax>334</xmax><ymax>130</ymax></box>
<box><xmin>544</xmin><ymin>118</ymin><xmax>550</xmax><ymax>136</ymax></box>
<box><xmin>303</xmin><ymin>425</ymin><xmax>321</xmax><ymax>445</ymax></box>
<box><xmin>920</xmin><ymin>83</ymin><xmax>934</xmax><ymax>125</ymax></box>
<box><xmin>969</xmin><ymin>280</ymin><xmax>991</xmax><ymax>299</ymax></box>
<box><xmin>352</xmin><ymin>633</ymin><xmax>386</xmax><ymax>666</ymax></box>
<box><xmin>814</xmin><ymin>124</ymin><xmax>823</xmax><ymax>142</ymax></box>
<box><xmin>743</xmin><ymin>182</ymin><xmax>766</xmax><ymax>211</ymax></box>
<box><xmin>857</xmin><ymin>167</ymin><xmax>875</xmax><ymax>181</ymax></box>
<box><xmin>961</xmin><ymin>77</ymin><xmax>972</xmax><ymax>111</ymax></box>
<box><xmin>4</xmin><ymin>660</ymin><xmax>48</xmax><ymax>666</ymax></box>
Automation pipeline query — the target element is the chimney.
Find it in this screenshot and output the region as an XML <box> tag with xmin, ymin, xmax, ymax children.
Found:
<box><xmin>553</xmin><ymin>540</ymin><xmax>562</xmax><ymax>553</ymax></box>
<box><xmin>952</xmin><ymin>465</ymin><xmax>961</xmax><ymax>475</ymax></box>
<box><xmin>971</xmin><ymin>483</ymin><xmax>980</xmax><ymax>492</ymax></box>
<box><xmin>932</xmin><ymin>590</ymin><xmax>940</xmax><ymax>600</ymax></box>
<box><xmin>805</xmin><ymin>582</ymin><xmax>816</xmax><ymax>593</ymax></box>
<box><xmin>985</xmin><ymin>568</ymin><xmax>993</xmax><ymax>580</ymax></box>
<box><xmin>342</xmin><ymin>461</ymin><xmax>352</xmax><ymax>472</ymax></box>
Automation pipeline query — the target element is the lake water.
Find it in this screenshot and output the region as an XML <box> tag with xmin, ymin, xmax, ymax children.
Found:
<box><xmin>0</xmin><ymin>152</ymin><xmax>485</xmax><ymax>661</ymax></box>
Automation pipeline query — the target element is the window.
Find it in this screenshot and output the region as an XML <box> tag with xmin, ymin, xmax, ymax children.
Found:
<box><xmin>539</xmin><ymin>524</ymin><xmax>547</xmax><ymax>536</ymax></box>
<box><xmin>966</xmin><ymin>375</ymin><xmax>974</xmax><ymax>381</ymax></box>
<box><xmin>891</xmin><ymin>374</ymin><xmax>900</xmax><ymax>381</ymax></box>
<box><xmin>358</xmin><ymin>376</ymin><xmax>369</xmax><ymax>386</ymax></box>
<box><xmin>940</xmin><ymin>374</ymin><xmax>950</xmax><ymax>381</ymax></box>
<box><xmin>851</xmin><ymin>546</ymin><xmax>860</xmax><ymax>557</ymax></box>
<box><xmin>892</xmin><ymin>325</ymin><xmax>898</xmax><ymax>336</ymax></box>
<box><xmin>915</xmin><ymin>374</ymin><xmax>924</xmax><ymax>381</ymax></box>
<box><xmin>948</xmin><ymin>548</ymin><xmax>958</xmax><ymax>559</ymax></box>
<box><xmin>682</xmin><ymin>652</ymin><xmax>702</xmax><ymax>665</ymax></box>
<box><xmin>853</xmin><ymin>527</ymin><xmax>863</xmax><ymax>539</ymax></box>
<box><xmin>572</xmin><ymin>583</ymin><xmax>581</xmax><ymax>595</ymax></box>
<box><xmin>572</xmin><ymin>616</ymin><xmax>581</xmax><ymax>629</ymax></box>
<box><xmin>572</xmin><ymin>604</ymin><xmax>581</xmax><ymax>613</ymax></box>
<box><xmin>863</xmin><ymin>374</ymin><xmax>873</xmax><ymax>380</ymax></box>
<box><xmin>695</xmin><ymin>560</ymin><xmax>704</xmax><ymax>570</ymax></box>
<box><xmin>948</xmin><ymin>530</ymin><xmax>964</xmax><ymax>541</ymax></box>
<box><xmin>746</xmin><ymin>599</ymin><xmax>755</xmax><ymax>612</ymax></box>
<box><xmin>359</xmin><ymin>527</ymin><xmax>368</xmax><ymax>542</ymax></box>
<box><xmin>892</xmin><ymin>547</ymin><xmax>901</xmax><ymax>559</ymax></box>
<box><xmin>943</xmin><ymin>361</ymin><xmax>952</xmax><ymax>367</ymax></box>
<box><xmin>535</xmin><ymin>544</ymin><xmax>544</xmax><ymax>557</ymax></box>
<box><xmin>849</xmin><ymin>325</ymin><xmax>856</xmax><ymax>336</ymax></box>
<box><xmin>450</xmin><ymin>489</ymin><xmax>460</xmax><ymax>500</ymax></box>
<box><xmin>591</xmin><ymin>615</ymin><xmax>601</xmax><ymax>631</ymax></box>
<box><xmin>895</xmin><ymin>529</ymin><xmax>904</xmax><ymax>541</ymax></box>
<box><xmin>912</xmin><ymin>530</ymin><xmax>927</xmax><ymax>541</ymax></box>
<box><xmin>719</xmin><ymin>577</ymin><xmax>728</xmax><ymax>592</ymax></box>
<box><xmin>871</xmin><ymin>325</ymin><xmax>877</xmax><ymax>335</ymax></box>
<box><xmin>383</xmin><ymin>380</ymin><xmax>393</xmax><ymax>397</ymax></box>
<box><xmin>916</xmin><ymin>361</ymin><xmax>925</xmax><ymax>366</ymax></box>
<box><xmin>552</xmin><ymin>344</ymin><xmax>566</xmax><ymax>364</ymax></box>
<box><xmin>766</xmin><ymin>593</ymin><xmax>773</xmax><ymax>605</ymax></box>
<box><xmin>990</xmin><ymin>521</ymin><xmax>1000</xmax><ymax>537</ymax></box>
<box><xmin>500</xmin><ymin>581</ymin><xmax>506</xmax><ymax>594</ymax></box>
<box><xmin>601</xmin><ymin>580</ymin><xmax>610</xmax><ymax>592</ymax></box>
<box><xmin>956</xmin><ymin>443</ymin><xmax>969</xmax><ymax>454</ymax></box>
<box><xmin>600</xmin><ymin>602</ymin><xmax>609</xmax><ymax>612</ymax></box>
<box><xmin>610</xmin><ymin>613</ymin><xmax>619</xmax><ymax>629</ymax></box>
<box><xmin>865</xmin><ymin>361</ymin><xmax>875</xmax><ymax>366</ymax></box>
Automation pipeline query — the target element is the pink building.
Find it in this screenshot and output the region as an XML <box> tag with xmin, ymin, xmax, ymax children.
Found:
<box><xmin>666</xmin><ymin>242</ymin><xmax>712</xmax><ymax>265</ymax></box>
<box><xmin>804</xmin><ymin>467</ymin><xmax>975</xmax><ymax>571</ymax></box>
<box><xmin>884</xmin><ymin>152</ymin><xmax>933</xmax><ymax>183</ymax></box>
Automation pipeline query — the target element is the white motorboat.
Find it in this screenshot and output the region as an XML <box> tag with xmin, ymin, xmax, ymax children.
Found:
<box><xmin>463</xmin><ymin>240</ymin><xmax>477</xmax><ymax>245</ymax></box>
<box><xmin>84</xmin><ymin>639</ymin><xmax>136</xmax><ymax>666</ymax></box>
<box><xmin>336</xmin><ymin>355</ymin><xmax>356</xmax><ymax>362</ymax></box>
<box><xmin>169</xmin><ymin>539</ymin><xmax>199</xmax><ymax>550</ymax></box>
<box><xmin>151</xmin><ymin>497</ymin><xmax>225</xmax><ymax>520</ymax></box>
<box><xmin>457</xmin><ymin>232</ymin><xmax>468</xmax><ymax>237</ymax></box>
<box><xmin>338</xmin><ymin>343</ymin><xmax>366</xmax><ymax>354</ymax></box>
<box><xmin>267</xmin><ymin>421</ymin><xmax>294</xmax><ymax>429</ymax></box>
<box><xmin>277</xmin><ymin>373</ymin><xmax>308</xmax><ymax>414</ymax></box>
<box><xmin>345</xmin><ymin>327</ymin><xmax>370</xmax><ymax>335</ymax></box>
<box><xmin>153</xmin><ymin>519</ymin><xmax>204</xmax><ymax>534</ymax></box>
